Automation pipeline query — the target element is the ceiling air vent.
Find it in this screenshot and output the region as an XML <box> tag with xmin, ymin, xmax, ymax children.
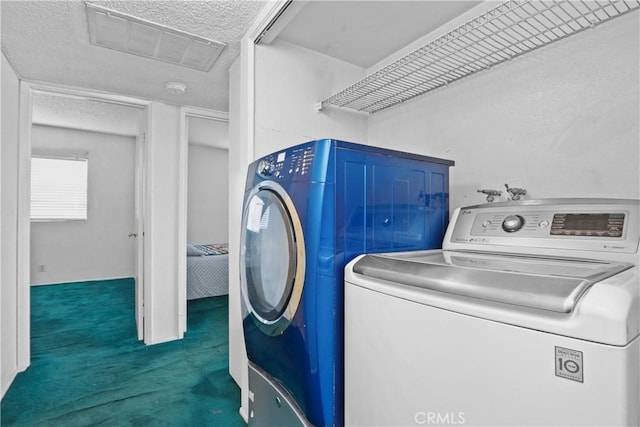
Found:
<box><xmin>85</xmin><ymin>2</ymin><xmax>226</xmax><ymax>72</ymax></box>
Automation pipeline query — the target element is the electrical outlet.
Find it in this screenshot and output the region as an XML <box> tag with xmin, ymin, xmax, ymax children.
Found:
<box><xmin>38</xmin><ymin>264</ymin><xmax>45</xmax><ymax>272</ymax></box>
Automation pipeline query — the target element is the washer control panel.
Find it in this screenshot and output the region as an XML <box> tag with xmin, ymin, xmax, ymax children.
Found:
<box><xmin>448</xmin><ymin>199</ymin><xmax>639</xmax><ymax>256</ymax></box>
<box><xmin>446</xmin><ymin>199</ymin><xmax>640</xmax><ymax>256</ymax></box>
<box><xmin>469</xmin><ymin>210</ymin><xmax>626</xmax><ymax>238</ymax></box>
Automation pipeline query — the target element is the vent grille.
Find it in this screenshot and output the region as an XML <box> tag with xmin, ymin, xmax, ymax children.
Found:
<box><xmin>86</xmin><ymin>2</ymin><xmax>226</xmax><ymax>72</ymax></box>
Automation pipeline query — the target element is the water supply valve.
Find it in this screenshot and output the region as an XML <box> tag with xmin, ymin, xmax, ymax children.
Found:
<box><xmin>504</xmin><ymin>184</ymin><xmax>527</xmax><ymax>201</ymax></box>
<box><xmin>477</xmin><ymin>189</ymin><xmax>502</xmax><ymax>203</ymax></box>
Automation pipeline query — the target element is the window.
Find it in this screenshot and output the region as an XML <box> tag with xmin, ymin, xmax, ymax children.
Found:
<box><xmin>30</xmin><ymin>155</ymin><xmax>88</xmax><ymax>221</ymax></box>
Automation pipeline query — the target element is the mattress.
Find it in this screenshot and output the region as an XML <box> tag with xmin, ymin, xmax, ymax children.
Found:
<box><xmin>187</xmin><ymin>244</ymin><xmax>229</xmax><ymax>300</ymax></box>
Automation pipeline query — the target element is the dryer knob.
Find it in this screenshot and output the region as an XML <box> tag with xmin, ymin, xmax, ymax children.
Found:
<box><xmin>257</xmin><ymin>160</ymin><xmax>273</xmax><ymax>176</ymax></box>
<box><xmin>502</xmin><ymin>215</ymin><xmax>525</xmax><ymax>232</ymax></box>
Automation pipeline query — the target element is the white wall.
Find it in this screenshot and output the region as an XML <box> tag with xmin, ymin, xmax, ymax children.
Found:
<box><xmin>146</xmin><ymin>102</ymin><xmax>182</xmax><ymax>344</ymax></box>
<box><xmin>187</xmin><ymin>144</ymin><xmax>229</xmax><ymax>244</ymax></box>
<box><xmin>254</xmin><ymin>39</ymin><xmax>368</xmax><ymax>155</ymax></box>
<box><xmin>368</xmin><ymin>12</ymin><xmax>640</xmax><ymax>210</ymax></box>
<box><xmin>30</xmin><ymin>125</ymin><xmax>136</xmax><ymax>285</ymax></box>
<box><xmin>188</xmin><ymin>116</ymin><xmax>229</xmax><ymax>149</ymax></box>
<box><xmin>1</xmin><ymin>52</ymin><xmax>21</xmax><ymax>398</ymax></box>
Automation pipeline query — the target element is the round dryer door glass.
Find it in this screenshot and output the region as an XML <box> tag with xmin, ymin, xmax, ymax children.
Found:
<box><xmin>241</xmin><ymin>184</ymin><xmax>305</xmax><ymax>335</ymax></box>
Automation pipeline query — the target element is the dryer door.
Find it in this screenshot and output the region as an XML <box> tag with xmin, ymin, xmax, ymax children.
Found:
<box><xmin>241</xmin><ymin>180</ymin><xmax>306</xmax><ymax>336</ymax></box>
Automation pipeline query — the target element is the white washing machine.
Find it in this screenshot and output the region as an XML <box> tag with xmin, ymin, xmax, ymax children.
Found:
<box><xmin>344</xmin><ymin>199</ymin><xmax>639</xmax><ymax>427</ymax></box>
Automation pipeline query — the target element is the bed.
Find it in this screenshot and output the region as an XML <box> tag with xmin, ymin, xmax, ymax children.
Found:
<box><xmin>186</xmin><ymin>243</ymin><xmax>229</xmax><ymax>300</ymax></box>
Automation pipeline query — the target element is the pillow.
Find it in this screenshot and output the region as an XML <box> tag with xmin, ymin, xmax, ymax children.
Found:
<box><xmin>187</xmin><ymin>244</ymin><xmax>204</xmax><ymax>257</ymax></box>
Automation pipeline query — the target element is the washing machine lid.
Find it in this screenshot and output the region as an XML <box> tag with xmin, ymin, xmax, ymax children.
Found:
<box><xmin>352</xmin><ymin>251</ymin><xmax>633</xmax><ymax>313</ymax></box>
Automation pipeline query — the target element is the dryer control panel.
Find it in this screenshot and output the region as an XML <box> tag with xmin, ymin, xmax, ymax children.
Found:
<box><xmin>256</xmin><ymin>144</ymin><xmax>316</xmax><ymax>179</ymax></box>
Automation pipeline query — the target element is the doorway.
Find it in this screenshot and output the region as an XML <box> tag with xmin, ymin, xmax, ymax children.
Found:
<box><xmin>178</xmin><ymin>108</ymin><xmax>229</xmax><ymax>335</ymax></box>
<box><xmin>16</xmin><ymin>82</ymin><xmax>150</xmax><ymax>369</ymax></box>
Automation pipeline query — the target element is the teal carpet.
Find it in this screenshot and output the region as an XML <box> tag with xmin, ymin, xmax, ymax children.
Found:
<box><xmin>1</xmin><ymin>279</ymin><xmax>244</xmax><ymax>426</ymax></box>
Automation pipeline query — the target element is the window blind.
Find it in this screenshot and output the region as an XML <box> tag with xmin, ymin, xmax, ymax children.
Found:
<box><xmin>30</xmin><ymin>156</ymin><xmax>88</xmax><ymax>221</ymax></box>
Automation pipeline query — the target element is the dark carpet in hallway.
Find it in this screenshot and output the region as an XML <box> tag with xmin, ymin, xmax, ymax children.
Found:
<box><xmin>1</xmin><ymin>278</ymin><xmax>244</xmax><ymax>426</ymax></box>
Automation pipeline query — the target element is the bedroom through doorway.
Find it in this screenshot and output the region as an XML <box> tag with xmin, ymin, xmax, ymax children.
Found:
<box><xmin>181</xmin><ymin>111</ymin><xmax>230</xmax><ymax>334</ymax></box>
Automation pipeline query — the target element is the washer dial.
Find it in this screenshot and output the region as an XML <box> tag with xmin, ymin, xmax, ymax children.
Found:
<box><xmin>502</xmin><ymin>215</ymin><xmax>525</xmax><ymax>232</ymax></box>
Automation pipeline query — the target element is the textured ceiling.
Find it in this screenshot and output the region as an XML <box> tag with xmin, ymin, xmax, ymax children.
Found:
<box><xmin>1</xmin><ymin>0</ymin><xmax>266</xmax><ymax>111</ymax></box>
<box><xmin>32</xmin><ymin>91</ymin><xmax>228</xmax><ymax>148</ymax></box>
<box><xmin>2</xmin><ymin>0</ymin><xmax>482</xmax><ymax>118</ymax></box>
<box><xmin>32</xmin><ymin>92</ymin><xmax>143</xmax><ymax>136</ymax></box>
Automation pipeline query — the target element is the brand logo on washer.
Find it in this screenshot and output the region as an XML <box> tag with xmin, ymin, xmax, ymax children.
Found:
<box><xmin>555</xmin><ymin>346</ymin><xmax>583</xmax><ymax>383</ymax></box>
<box><xmin>603</xmin><ymin>245</ymin><xmax>625</xmax><ymax>250</ymax></box>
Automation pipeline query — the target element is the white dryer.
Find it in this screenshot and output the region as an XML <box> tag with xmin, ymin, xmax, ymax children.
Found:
<box><xmin>344</xmin><ymin>199</ymin><xmax>639</xmax><ymax>426</ymax></box>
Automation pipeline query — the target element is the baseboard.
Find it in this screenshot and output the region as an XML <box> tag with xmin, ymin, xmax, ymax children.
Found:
<box><xmin>239</xmin><ymin>405</ymin><xmax>249</xmax><ymax>423</ymax></box>
<box><xmin>1</xmin><ymin>367</ymin><xmax>18</xmax><ymax>400</ymax></box>
<box><xmin>30</xmin><ymin>276</ymin><xmax>134</xmax><ymax>286</ymax></box>
<box><xmin>144</xmin><ymin>332</ymin><xmax>182</xmax><ymax>346</ymax></box>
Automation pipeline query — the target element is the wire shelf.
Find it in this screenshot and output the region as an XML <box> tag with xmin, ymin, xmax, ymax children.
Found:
<box><xmin>319</xmin><ymin>0</ymin><xmax>640</xmax><ymax>114</ymax></box>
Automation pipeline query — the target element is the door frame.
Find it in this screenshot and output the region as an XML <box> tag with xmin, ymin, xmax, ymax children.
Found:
<box><xmin>16</xmin><ymin>81</ymin><xmax>151</xmax><ymax>369</ymax></box>
<box><xmin>134</xmin><ymin>131</ymin><xmax>147</xmax><ymax>341</ymax></box>
<box><xmin>177</xmin><ymin>106</ymin><xmax>228</xmax><ymax>336</ymax></box>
